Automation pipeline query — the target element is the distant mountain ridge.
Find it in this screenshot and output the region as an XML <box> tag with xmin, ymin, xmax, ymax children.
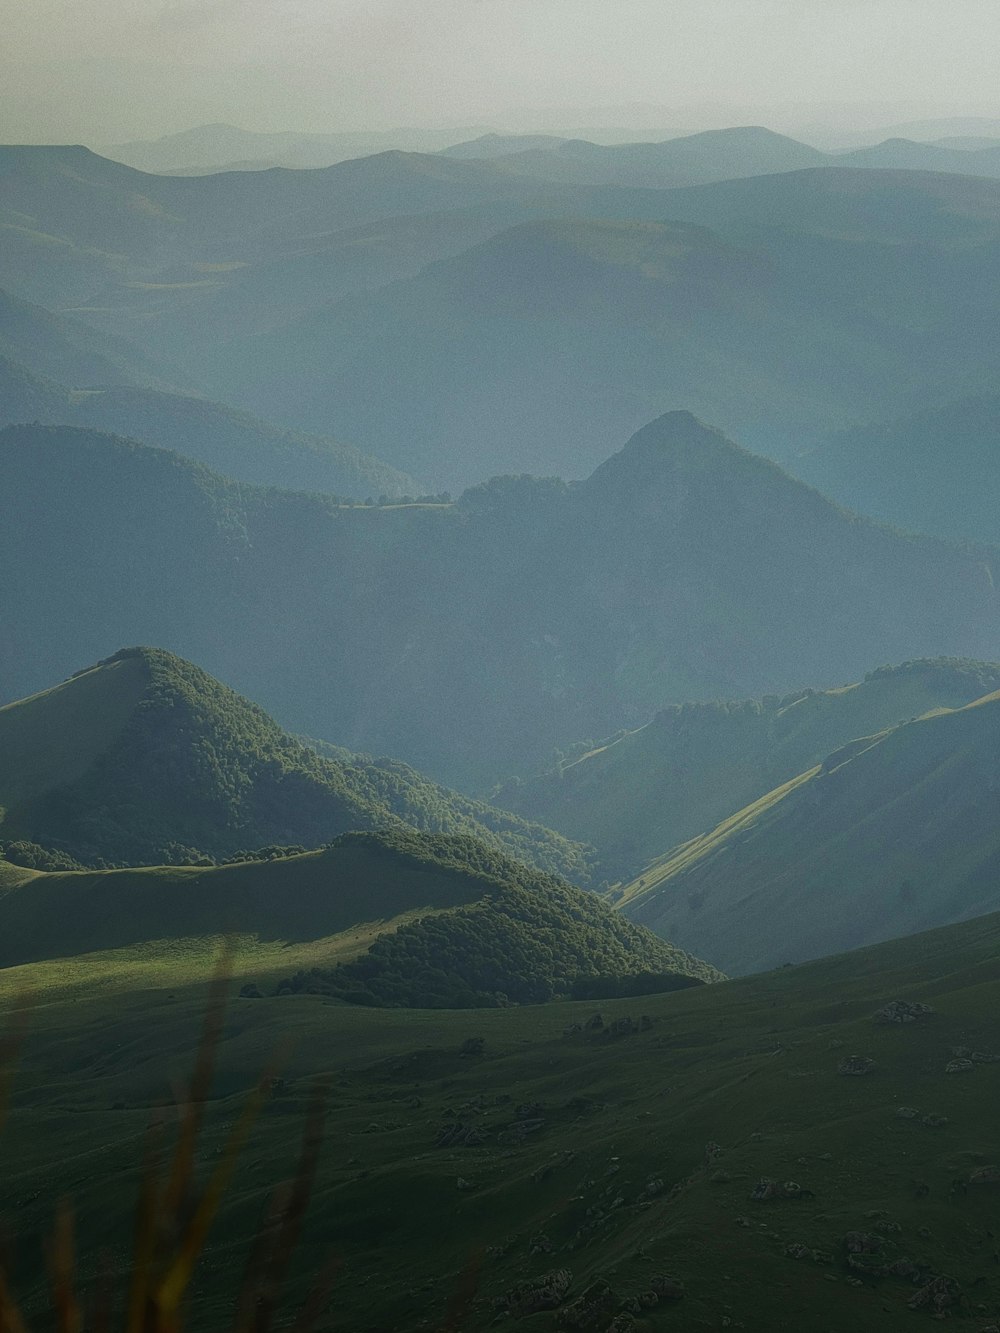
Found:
<box><xmin>795</xmin><ymin>394</ymin><xmax>1000</xmax><ymax>547</ymax></box>
<box><xmin>0</xmin><ymin>288</ymin><xmax>420</xmax><ymax>497</ymax></box>
<box><xmin>3</xmin><ymin>414</ymin><xmax>1000</xmax><ymax>789</ymax></box>
<box><xmin>215</xmin><ymin>168</ymin><xmax>1000</xmax><ymax>485</ymax></box>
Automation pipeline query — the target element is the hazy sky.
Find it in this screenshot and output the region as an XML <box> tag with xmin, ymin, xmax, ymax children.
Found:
<box><xmin>3</xmin><ymin>0</ymin><xmax>1000</xmax><ymax>143</ymax></box>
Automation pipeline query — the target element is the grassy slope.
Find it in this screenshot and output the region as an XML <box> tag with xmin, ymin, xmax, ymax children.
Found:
<box><xmin>6</xmin><ymin>909</ymin><xmax>1000</xmax><ymax>1330</ymax></box>
<box><xmin>620</xmin><ymin>690</ymin><xmax>1000</xmax><ymax>975</ymax></box>
<box><xmin>502</xmin><ymin>659</ymin><xmax>1000</xmax><ymax>880</ymax></box>
<box><xmin>0</xmin><ymin>655</ymin><xmax>148</xmax><ymax>814</ymax></box>
<box><xmin>0</xmin><ymin>648</ymin><xmax>591</xmax><ymax>879</ymax></box>
<box><xmin>0</xmin><ymin>831</ymin><xmax>713</xmax><ymax>1006</ymax></box>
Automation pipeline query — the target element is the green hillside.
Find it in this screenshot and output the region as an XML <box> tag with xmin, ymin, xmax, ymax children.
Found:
<box><xmin>4</xmin><ymin>416</ymin><xmax>1000</xmax><ymax>789</ymax></box>
<box><xmin>620</xmin><ymin>689</ymin><xmax>1000</xmax><ymax>974</ymax></box>
<box><xmin>0</xmin><ymin>648</ymin><xmax>590</xmax><ymax>879</ymax></box>
<box><xmin>501</xmin><ymin>659</ymin><xmax>1000</xmax><ymax>880</ymax></box>
<box><xmin>0</xmin><ymin>830</ymin><xmax>714</xmax><ymax>993</ymax></box>
<box><xmin>7</xmin><ymin>901</ymin><xmax>1000</xmax><ymax>1328</ymax></box>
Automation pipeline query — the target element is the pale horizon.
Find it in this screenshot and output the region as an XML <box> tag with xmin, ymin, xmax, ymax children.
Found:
<box><xmin>3</xmin><ymin>0</ymin><xmax>1000</xmax><ymax>145</ymax></box>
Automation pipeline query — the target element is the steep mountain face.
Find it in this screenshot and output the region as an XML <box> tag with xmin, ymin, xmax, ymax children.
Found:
<box><xmin>0</xmin><ymin>830</ymin><xmax>717</xmax><ymax>995</ymax></box>
<box><xmin>215</xmin><ymin>169</ymin><xmax>1000</xmax><ymax>486</ymax></box>
<box><xmin>500</xmin><ymin>659</ymin><xmax>1000</xmax><ymax>881</ymax></box>
<box><xmin>3</xmin><ymin>415</ymin><xmax>1000</xmax><ymax>790</ymax></box>
<box><xmin>0</xmin><ymin>648</ymin><xmax>590</xmax><ymax>878</ymax></box>
<box><xmin>795</xmin><ymin>394</ymin><xmax>1000</xmax><ymax>546</ymax></box>
<box><xmin>620</xmin><ymin>689</ymin><xmax>1000</xmax><ymax>974</ymax></box>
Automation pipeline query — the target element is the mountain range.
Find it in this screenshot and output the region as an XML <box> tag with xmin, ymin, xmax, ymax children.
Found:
<box><xmin>207</xmin><ymin>167</ymin><xmax>1000</xmax><ymax>486</ymax></box>
<box><xmin>8</xmin><ymin>143</ymin><xmax>1000</xmax><ymax>498</ymax></box>
<box><xmin>3</xmin><ymin>413</ymin><xmax>1000</xmax><ymax>789</ymax></box>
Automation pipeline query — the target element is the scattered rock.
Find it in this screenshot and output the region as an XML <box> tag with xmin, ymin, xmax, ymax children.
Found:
<box><xmin>749</xmin><ymin>1178</ymin><xmax>812</xmax><ymax>1202</ymax></box>
<box><xmin>785</xmin><ymin>1243</ymin><xmax>811</xmax><ymax>1259</ymax></box>
<box><xmin>945</xmin><ymin>1058</ymin><xmax>975</xmax><ymax>1074</ymax></box>
<box><xmin>968</xmin><ymin>1165</ymin><xmax>1000</xmax><ymax>1187</ymax></box>
<box><xmin>844</xmin><ymin>1231</ymin><xmax>883</xmax><ymax>1254</ymax></box>
<box><xmin>456</xmin><ymin>1176</ymin><xmax>474</xmax><ymax>1191</ymax></box>
<box><xmin>555</xmin><ymin>1278</ymin><xmax>615</xmax><ymax>1329</ymax></box>
<box><xmin>922</xmin><ymin>1113</ymin><xmax>949</xmax><ymax>1128</ymax></box>
<box><xmin>705</xmin><ymin>1141</ymin><xmax>724</xmax><ymax>1162</ymax></box>
<box><xmin>434</xmin><ymin>1122</ymin><xmax>488</xmax><ymax>1148</ymax></box>
<box><xmin>750</xmin><ymin>1178</ymin><xmax>779</xmax><ymax>1201</ymax></box>
<box><xmin>516</xmin><ymin>1101</ymin><xmax>544</xmax><ymax>1119</ymax></box>
<box><xmin>838</xmin><ymin>1054</ymin><xmax>877</xmax><ymax>1076</ymax></box>
<box><xmin>498</xmin><ymin>1269</ymin><xmax>572</xmax><ymax>1318</ymax></box>
<box><xmin>896</xmin><ymin>1106</ymin><xmax>921</xmax><ymax>1119</ymax></box>
<box><xmin>872</xmin><ymin>1000</ymin><xmax>934</xmax><ymax>1024</ymax></box>
<box><xmin>636</xmin><ymin>1177</ymin><xmax>665</xmax><ymax>1202</ymax></box>
<box><xmin>649</xmin><ymin>1274</ymin><xmax>684</xmax><ymax>1301</ymax></box>
<box><xmin>908</xmin><ymin>1275</ymin><xmax>961</xmax><ymax>1313</ymax></box>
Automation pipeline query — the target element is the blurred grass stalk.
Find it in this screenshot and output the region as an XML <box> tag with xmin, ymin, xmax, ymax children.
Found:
<box><xmin>0</xmin><ymin>958</ymin><xmax>335</xmax><ymax>1333</ymax></box>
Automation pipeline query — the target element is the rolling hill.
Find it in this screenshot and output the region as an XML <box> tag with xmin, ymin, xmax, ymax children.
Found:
<box><xmin>0</xmin><ymin>647</ymin><xmax>590</xmax><ymax>879</ymax></box>
<box><xmin>620</xmin><ymin>688</ymin><xmax>1000</xmax><ymax>975</ymax></box>
<box><xmin>6</xmin><ymin>890</ymin><xmax>1000</xmax><ymax>1329</ymax></box>
<box><xmin>500</xmin><ymin>659</ymin><xmax>1000</xmax><ymax>881</ymax></box>
<box><xmin>0</xmin><ymin>284</ymin><xmax>420</xmax><ymax>497</ymax></box>
<box><xmin>3</xmin><ymin>414</ymin><xmax>1000</xmax><ymax>790</ymax></box>
<box><xmin>0</xmin><ymin>829</ymin><xmax>715</xmax><ymax>994</ymax></box>
<box><xmin>216</xmin><ymin>168</ymin><xmax>1000</xmax><ymax>485</ymax></box>
<box><xmin>795</xmin><ymin>394</ymin><xmax>1000</xmax><ymax>547</ymax></box>
<box><xmin>102</xmin><ymin>123</ymin><xmax>490</xmax><ymax>174</ymax></box>
<box><xmin>485</xmin><ymin>125</ymin><xmax>828</xmax><ymax>188</ymax></box>
<box><xmin>0</xmin><ymin>286</ymin><xmax>181</xmax><ymax>390</ymax></box>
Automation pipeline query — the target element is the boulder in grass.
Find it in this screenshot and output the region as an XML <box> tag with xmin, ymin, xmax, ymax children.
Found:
<box><xmin>872</xmin><ymin>999</ymin><xmax>934</xmax><ymax>1024</ymax></box>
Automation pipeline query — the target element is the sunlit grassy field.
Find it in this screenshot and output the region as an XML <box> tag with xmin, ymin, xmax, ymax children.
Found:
<box><xmin>6</xmin><ymin>909</ymin><xmax>1000</xmax><ymax>1331</ymax></box>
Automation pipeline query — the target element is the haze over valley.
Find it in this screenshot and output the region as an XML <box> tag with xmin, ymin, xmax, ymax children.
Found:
<box><xmin>5</xmin><ymin>4</ymin><xmax>1000</xmax><ymax>1330</ymax></box>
